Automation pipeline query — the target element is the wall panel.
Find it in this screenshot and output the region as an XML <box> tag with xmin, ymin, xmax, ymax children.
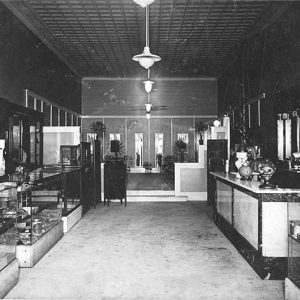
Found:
<box><xmin>82</xmin><ymin>78</ymin><xmax>217</xmax><ymax>117</ymax></box>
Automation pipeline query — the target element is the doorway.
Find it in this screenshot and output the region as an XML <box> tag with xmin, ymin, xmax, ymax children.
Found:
<box><xmin>135</xmin><ymin>133</ymin><xmax>143</xmax><ymax>167</ymax></box>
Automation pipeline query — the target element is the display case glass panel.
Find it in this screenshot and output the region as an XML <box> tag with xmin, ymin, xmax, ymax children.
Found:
<box><xmin>60</xmin><ymin>145</ymin><xmax>80</xmax><ymax>167</ymax></box>
<box><xmin>58</xmin><ymin>168</ymin><xmax>81</xmax><ymax>216</ymax></box>
<box><xmin>17</xmin><ymin>181</ymin><xmax>62</xmax><ymax>245</ymax></box>
<box><xmin>11</xmin><ymin>117</ymin><xmax>22</xmax><ymax>163</ymax></box>
<box><xmin>0</xmin><ymin>184</ymin><xmax>18</xmax><ymax>271</ymax></box>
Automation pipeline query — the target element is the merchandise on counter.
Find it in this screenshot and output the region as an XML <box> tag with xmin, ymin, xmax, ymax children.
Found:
<box><xmin>290</xmin><ymin>220</ymin><xmax>300</xmax><ymax>239</ymax></box>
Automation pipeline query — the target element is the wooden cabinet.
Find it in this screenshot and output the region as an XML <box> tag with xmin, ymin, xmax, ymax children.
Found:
<box><xmin>0</xmin><ymin>98</ymin><xmax>43</xmax><ymax>180</ymax></box>
<box><xmin>104</xmin><ymin>159</ymin><xmax>127</xmax><ymax>206</ymax></box>
<box><xmin>207</xmin><ymin>139</ymin><xmax>228</xmax><ymax>206</ymax></box>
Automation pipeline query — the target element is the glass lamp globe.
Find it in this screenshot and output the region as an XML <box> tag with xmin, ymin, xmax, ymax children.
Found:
<box><xmin>143</xmin><ymin>80</ymin><xmax>154</xmax><ymax>93</ymax></box>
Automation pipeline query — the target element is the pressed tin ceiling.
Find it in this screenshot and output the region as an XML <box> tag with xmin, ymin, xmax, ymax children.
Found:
<box><xmin>3</xmin><ymin>0</ymin><xmax>292</xmax><ymax>78</ymax></box>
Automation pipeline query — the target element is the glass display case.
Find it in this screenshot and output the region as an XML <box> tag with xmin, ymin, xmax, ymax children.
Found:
<box><xmin>0</xmin><ymin>183</ymin><xmax>18</xmax><ymax>271</ymax></box>
<box><xmin>16</xmin><ymin>181</ymin><xmax>62</xmax><ymax>246</ymax></box>
<box><xmin>287</xmin><ymin>195</ymin><xmax>300</xmax><ymax>296</ymax></box>
<box><xmin>0</xmin><ymin>182</ymin><xmax>19</xmax><ymax>297</ymax></box>
<box><xmin>60</xmin><ymin>145</ymin><xmax>81</xmax><ymax>167</ymax></box>
<box><xmin>60</xmin><ymin>142</ymin><xmax>92</xmax><ymax>169</ymax></box>
<box><xmin>15</xmin><ymin>178</ymin><xmax>64</xmax><ymax>268</ymax></box>
<box><xmin>60</xmin><ymin>142</ymin><xmax>94</xmax><ymax>214</ymax></box>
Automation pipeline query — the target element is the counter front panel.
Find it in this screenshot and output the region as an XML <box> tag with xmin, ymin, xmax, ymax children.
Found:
<box><xmin>211</xmin><ymin>171</ymin><xmax>300</xmax><ymax>279</ymax></box>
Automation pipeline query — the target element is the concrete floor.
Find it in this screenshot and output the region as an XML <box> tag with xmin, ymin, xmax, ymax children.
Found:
<box><xmin>6</xmin><ymin>202</ymin><xmax>284</xmax><ymax>300</ymax></box>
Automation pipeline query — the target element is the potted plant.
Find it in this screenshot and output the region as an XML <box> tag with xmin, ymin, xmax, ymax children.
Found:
<box><xmin>175</xmin><ymin>139</ymin><xmax>187</xmax><ymax>162</ymax></box>
<box><xmin>111</xmin><ymin>140</ymin><xmax>125</xmax><ymax>159</ymax></box>
<box><xmin>195</xmin><ymin>121</ymin><xmax>207</xmax><ymax>145</ymax></box>
<box><xmin>143</xmin><ymin>161</ymin><xmax>152</xmax><ymax>173</ymax></box>
<box><xmin>89</xmin><ymin>121</ymin><xmax>106</xmax><ymax>140</ymax></box>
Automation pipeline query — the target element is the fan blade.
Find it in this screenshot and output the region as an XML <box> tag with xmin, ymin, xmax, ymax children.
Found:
<box><xmin>152</xmin><ymin>105</ymin><xmax>168</xmax><ymax>111</ymax></box>
<box><xmin>128</xmin><ymin>107</ymin><xmax>145</xmax><ymax>111</ymax></box>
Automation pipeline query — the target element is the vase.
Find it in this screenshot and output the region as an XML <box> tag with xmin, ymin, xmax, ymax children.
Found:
<box><xmin>179</xmin><ymin>149</ymin><xmax>185</xmax><ymax>163</ymax></box>
<box><xmin>235</xmin><ymin>152</ymin><xmax>248</xmax><ymax>179</ymax></box>
<box><xmin>239</xmin><ymin>165</ymin><xmax>252</xmax><ymax>180</ymax></box>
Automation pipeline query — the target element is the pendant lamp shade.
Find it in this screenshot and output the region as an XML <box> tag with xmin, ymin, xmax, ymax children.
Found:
<box><xmin>133</xmin><ymin>47</ymin><xmax>161</xmax><ymax>69</ymax></box>
<box><xmin>132</xmin><ymin>4</ymin><xmax>161</xmax><ymax>69</ymax></box>
<box><xmin>132</xmin><ymin>0</ymin><xmax>156</xmax><ymax>7</ymax></box>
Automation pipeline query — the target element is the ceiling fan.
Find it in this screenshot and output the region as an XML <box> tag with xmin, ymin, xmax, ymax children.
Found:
<box><xmin>128</xmin><ymin>104</ymin><xmax>168</xmax><ymax>112</ymax></box>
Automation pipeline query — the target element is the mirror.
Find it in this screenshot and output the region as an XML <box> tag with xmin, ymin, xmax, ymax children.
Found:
<box><xmin>135</xmin><ymin>133</ymin><xmax>143</xmax><ymax>167</ymax></box>
<box><xmin>155</xmin><ymin>133</ymin><xmax>163</xmax><ymax>167</ymax></box>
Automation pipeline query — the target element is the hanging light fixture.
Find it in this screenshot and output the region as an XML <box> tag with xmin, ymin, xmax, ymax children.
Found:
<box><xmin>145</xmin><ymin>102</ymin><xmax>152</xmax><ymax>113</ymax></box>
<box><xmin>145</xmin><ymin>89</ymin><xmax>153</xmax><ymax>113</ymax></box>
<box><xmin>143</xmin><ymin>68</ymin><xmax>154</xmax><ymax>93</ymax></box>
<box><xmin>143</xmin><ymin>79</ymin><xmax>154</xmax><ymax>93</ymax></box>
<box><xmin>132</xmin><ymin>4</ymin><xmax>161</xmax><ymax>69</ymax></box>
<box><xmin>132</xmin><ymin>0</ymin><xmax>156</xmax><ymax>7</ymax></box>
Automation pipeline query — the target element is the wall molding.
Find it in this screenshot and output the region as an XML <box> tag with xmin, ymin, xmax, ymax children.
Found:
<box><xmin>82</xmin><ymin>77</ymin><xmax>217</xmax><ymax>81</ymax></box>
<box><xmin>81</xmin><ymin>115</ymin><xmax>218</xmax><ymax>119</ymax></box>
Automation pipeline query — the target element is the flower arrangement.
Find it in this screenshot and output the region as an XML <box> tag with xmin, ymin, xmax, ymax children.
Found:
<box><xmin>175</xmin><ymin>139</ymin><xmax>187</xmax><ymax>162</ymax></box>
<box><xmin>175</xmin><ymin>139</ymin><xmax>187</xmax><ymax>150</ymax></box>
<box><xmin>143</xmin><ymin>161</ymin><xmax>152</xmax><ymax>173</ymax></box>
<box><xmin>89</xmin><ymin>121</ymin><xmax>106</xmax><ymax>138</ymax></box>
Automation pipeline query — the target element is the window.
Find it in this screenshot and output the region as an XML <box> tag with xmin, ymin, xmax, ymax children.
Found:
<box><xmin>177</xmin><ymin>133</ymin><xmax>188</xmax><ymax>144</ymax></box>
<box><xmin>109</xmin><ymin>133</ymin><xmax>121</xmax><ymax>141</ymax></box>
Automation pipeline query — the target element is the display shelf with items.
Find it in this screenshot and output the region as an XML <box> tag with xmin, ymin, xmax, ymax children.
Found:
<box><xmin>0</xmin><ymin>183</ymin><xmax>19</xmax><ymax>298</ymax></box>
<box><xmin>60</xmin><ymin>142</ymin><xmax>92</xmax><ymax>169</ymax></box>
<box><xmin>286</xmin><ymin>195</ymin><xmax>300</xmax><ymax>299</ymax></box>
<box><xmin>15</xmin><ymin>181</ymin><xmax>63</xmax><ymax>267</ymax></box>
<box><xmin>60</xmin><ymin>145</ymin><xmax>81</xmax><ymax>167</ymax></box>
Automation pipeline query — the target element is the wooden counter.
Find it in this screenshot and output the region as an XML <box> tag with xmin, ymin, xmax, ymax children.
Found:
<box><xmin>211</xmin><ymin>172</ymin><xmax>300</xmax><ymax>194</ymax></box>
<box><xmin>210</xmin><ymin>172</ymin><xmax>300</xmax><ymax>279</ymax></box>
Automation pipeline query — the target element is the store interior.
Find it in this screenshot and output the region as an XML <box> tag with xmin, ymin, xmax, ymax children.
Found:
<box><xmin>1</xmin><ymin>1</ymin><xmax>300</xmax><ymax>299</ymax></box>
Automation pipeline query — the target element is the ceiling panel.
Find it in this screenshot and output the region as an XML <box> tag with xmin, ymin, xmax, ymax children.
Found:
<box><xmin>3</xmin><ymin>0</ymin><xmax>291</xmax><ymax>78</ymax></box>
